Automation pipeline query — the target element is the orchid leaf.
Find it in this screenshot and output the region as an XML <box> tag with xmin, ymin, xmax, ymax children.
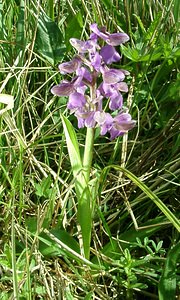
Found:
<box><xmin>35</xmin><ymin>11</ymin><xmax>65</xmax><ymax>65</ymax></box>
<box><xmin>61</xmin><ymin>114</ymin><xmax>92</xmax><ymax>259</ymax></box>
<box><xmin>61</xmin><ymin>114</ymin><xmax>83</xmax><ymax>181</ymax></box>
<box><xmin>158</xmin><ymin>241</ymin><xmax>180</xmax><ymax>300</ymax></box>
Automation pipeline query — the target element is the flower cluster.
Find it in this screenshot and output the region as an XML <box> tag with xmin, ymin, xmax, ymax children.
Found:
<box><xmin>51</xmin><ymin>23</ymin><xmax>135</xmax><ymax>140</ymax></box>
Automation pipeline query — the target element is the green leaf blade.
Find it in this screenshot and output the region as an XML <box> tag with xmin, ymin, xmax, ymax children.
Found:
<box><xmin>35</xmin><ymin>12</ymin><xmax>65</xmax><ymax>65</ymax></box>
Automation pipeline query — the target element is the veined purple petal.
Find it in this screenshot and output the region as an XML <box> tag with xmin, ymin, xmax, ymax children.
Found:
<box><xmin>58</xmin><ymin>57</ymin><xmax>81</xmax><ymax>74</ymax></box>
<box><xmin>70</xmin><ymin>38</ymin><xmax>96</xmax><ymax>53</ymax></box>
<box><xmin>99</xmin><ymin>82</ymin><xmax>114</xmax><ymax>97</ymax></box>
<box><xmin>77</xmin><ymin>83</ymin><xmax>87</xmax><ymax>95</ymax></box>
<box><xmin>94</xmin><ymin>111</ymin><xmax>113</xmax><ymax>135</ymax></box>
<box><xmin>103</xmin><ymin>69</ymin><xmax>125</xmax><ymax>85</ymax></box>
<box><xmin>76</xmin><ymin>67</ymin><xmax>92</xmax><ymax>83</ymax></box>
<box><xmin>90</xmin><ymin>52</ymin><xmax>102</xmax><ymax>71</ymax></box>
<box><xmin>69</xmin><ymin>38</ymin><xmax>88</xmax><ymax>53</ymax></box>
<box><xmin>67</xmin><ymin>92</ymin><xmax>86</xmax><ymax>109</ymax></box>
<box><xmin>94</xmin><ymin>111</ymin><xmax>107</xmax><ymax>125</ymax></box>
<box><xmin>100</xmin><ymin>45</ymin><xmax>121</xmax><ymax>64</ymax></box>
<box><xmin>90</xmin><ymin>23</ymin><xmax>129</xmax><ymax>46</ymax></box>
<box><xmin>109</xmin><ymin>127</ymin><xmax>123</xmax><ymax>140</ymax></box>
<box><xmin>113</xmin><ymin>113</ymin><xmax>136</xmax><ymax>131</ymax></box>
<box><xmin>109</xmin><ymin>91</ymin><xmax>123</xmax><ymax>110</ymax></box>
<box><xmin>108</xmin><ymin>112</ymin><xmax>136</xmax><ymax>139</ymax></box>
<box><xmin>51</xmin><ymin>81</ymin><xmax>75</xmax><ymax>96</ymax></box>
<box><xmin>85</xmin><ymin>112</ymin><xmax>96</xmax><ymax>127</ymax></box>
<box><xmin>90</xmin><ymin>23</ymin><xmax>108</xmax><ymax>41</ymax></box>
<box><xmin>106</xmin><ymin>33</ymin><xmax>129</xmax><ymax>46</ymax></box>
<box><xmin>116</xmin><ymin>82</ymin><xmax>128</xmax><ymax>92</ymax></box>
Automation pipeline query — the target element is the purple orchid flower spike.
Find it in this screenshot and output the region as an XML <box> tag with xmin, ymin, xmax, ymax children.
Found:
<box><xmin>51</xmin><ymin>23</ymin><xmax>135</xmax><ymax>140</ymax></box>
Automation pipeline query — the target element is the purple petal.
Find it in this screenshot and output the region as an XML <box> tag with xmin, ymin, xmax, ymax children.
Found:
<box><xmin>90</xmin><ymin>52</ymin><xmax>102</xmax><ymax>71</ymax></box>
<box><xmin>85</xmin><ymin>112</ymin><xmax>96</xmax><ymax>127</ymax></box>
<box><xmin>94</xmin><ymin>111</ymin><xmax>113</xmax><ymax>135</ymax></box>
<box><xmin>70</xmin><ymin>38</ymin><xmax>95</xmax><ymax>53</ymax></box>
<box><xmin>89</xmin><ymin>32</ymin><xmax>98</xmax><ymax>41</ymax></box>
<box><xmin>67</xmin><ymin>92</ymin><xmax>86</xmax><ymax>109</ymax></box>
<box><xmin>106</xmin><ymin>33</ymin><xmax>129</xmax><ymax>46</ymax></box>
<box><xmin>76</xmin><ymin>115</ymin><xmax>85</xmax><ymax>128</ymax></box>
<box><xmin>75</xmin><ymin>108</ymin><xmax>96</xmax><ymax>128</ymax></box>
<box><xmin>99</xmin><ymin>83</ymin><xmax>114</xmax><ymax>97</ymax></box>
<box><xmin>103</xmin><ymin>69</ymin><xmax>125</xmax><ymax>85</ymax></box>
<box><xmin>113</xmin><ymin>113</ymin><xmax>136</xmax><ymax>131</ymax></box>
<box><xmin>94</xmin><ymin>111</ymin><xmax>107</xmax><ymax>125</ymax></box>
<box><xmin>116</xmin><ymin>82</ymin><xmax>128</xmax><ymax>92</ymax></box>
<box><xmin>90</xmin><ymin>24</ymin><xmax>129</xmax><ymax>46</ymax></box>
<box><xmin>58</xmin><ymin>57</ymin><xmax>81</xmax><ymax>74</ymax></box>
<box><xmin>51</xmin><ymin>81</ymin><xmax>75</xmax><ymax>96</ymax></box>
<box><xmin>76</xmin><ymin>67</ymin><xmax>92</xmax><ymax>83</ymax></box>
<box><xmin>109</xmin><ymin>127</ymin><xmax>123</xmax><ymax>140</ymax></box>
<box><xmin>90</xmin><ymin>23</ymin><xmax>108</xmax><ymax>41</ymax></box>
<box><xmin>100</xmin><ymin>45</ymin><xmax>121</xmax><ymax>64</ymax></box>
<box><xmin>76</xmin><ymin>83</ymin><xmax>87</xmax><ymax>95</ymax></box>
<box><xmin>108</xmin><ymin>112</ymin><xmax>136</xmax><ymax>139</ymax></box>
<box><xmin>109</xmin><ymin>92</ymin><xmax>123</xmax><ymax>110</ymax></box>
<box><xmin>119</xmin><ymin>69</ymin><xmax>130</xmax><ymax>76</ymax></box>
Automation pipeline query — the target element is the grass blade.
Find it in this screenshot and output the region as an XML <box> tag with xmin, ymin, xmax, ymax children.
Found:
<box><xmin>101</xmin><ymin>165</ymin><xmax>180</xmax><ymax>232</ymax></box>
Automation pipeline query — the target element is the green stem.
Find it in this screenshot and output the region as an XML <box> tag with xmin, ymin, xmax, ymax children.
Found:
<box><xmin>83</xmin><ymin>127</ymin><xmax>94</xmax><ymax>183</ymax></box>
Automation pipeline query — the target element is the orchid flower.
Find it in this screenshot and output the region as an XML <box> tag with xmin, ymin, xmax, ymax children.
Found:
<box><xmin>51</xmin><ymin>23</ymin><xmax>135</xmax><ymax>139</ymax></box>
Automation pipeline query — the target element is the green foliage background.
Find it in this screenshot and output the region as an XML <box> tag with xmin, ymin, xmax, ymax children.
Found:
<box><xmin>0</xmin><ymin>0</ymin><xmax>179</xmax><ymax>299</ymax></box>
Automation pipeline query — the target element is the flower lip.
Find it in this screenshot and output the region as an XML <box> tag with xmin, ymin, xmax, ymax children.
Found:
<box><xmin>103</xmin><ymin>69</ymin><xmax>125</xmax><ymax>85</ymax></box>
<box><xmin>90</xmin><ymin>23</ymin><xmax>108</xmax><ymax>40</ymax></box>
<box><xmin>90</xmin><ymin>23</ymin><xmax>129</xmax><ymax>46</ymax></box>
<box><xmin>114</xmin><ymin>120</ymin><xmax>136</xmax><ymax>131</ymax></box>
<box><xmin>116</xmin><ymin>82</ymin><xmax>128</xmax><ymax>93</ymax></box>
<box><xmin>109</xmin><ymin>91</ymin><xmax>123</xmax><ymax>110</ymax></box>
<box><xmin>51</xmin><ymin>81</ymin><xmax>75</xmax><ymax>96</ymax></box>
<box><xmin>94</xmin><ymin>111</ymin><xmax>107</xmax><ymax>125</ymax></box>
<box><xmin>70</xmin><ymin>38</ymin><xmax>96</xmax><ymax>53</ymax></box>
<box><xmin>100</xmin><ymin>45</ymin><xmax>121</xmax><ymax>64</ymax></box>
<box><xmin>94</xmin><ymin>111</ymin><xmax>113</xmax><ymax>135</ymax></box>
<box><xmin>67</xmin><ymin>92</ymin><xmax>86</xmax><ymax>109</ymax></box>
<box><xmin>58</xmin><ymin>57</ymin><xmax>81</xmax><ymax>74</ymax></box>
<box><xmin>106</xmin><ymin>33</ymin><xmax>130</xmax><ymax>46</ymax></box>
<box><xmin>113</xmin><ymin>113</ymin><xmax>136</xmax><ymax>131</ymax></box>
